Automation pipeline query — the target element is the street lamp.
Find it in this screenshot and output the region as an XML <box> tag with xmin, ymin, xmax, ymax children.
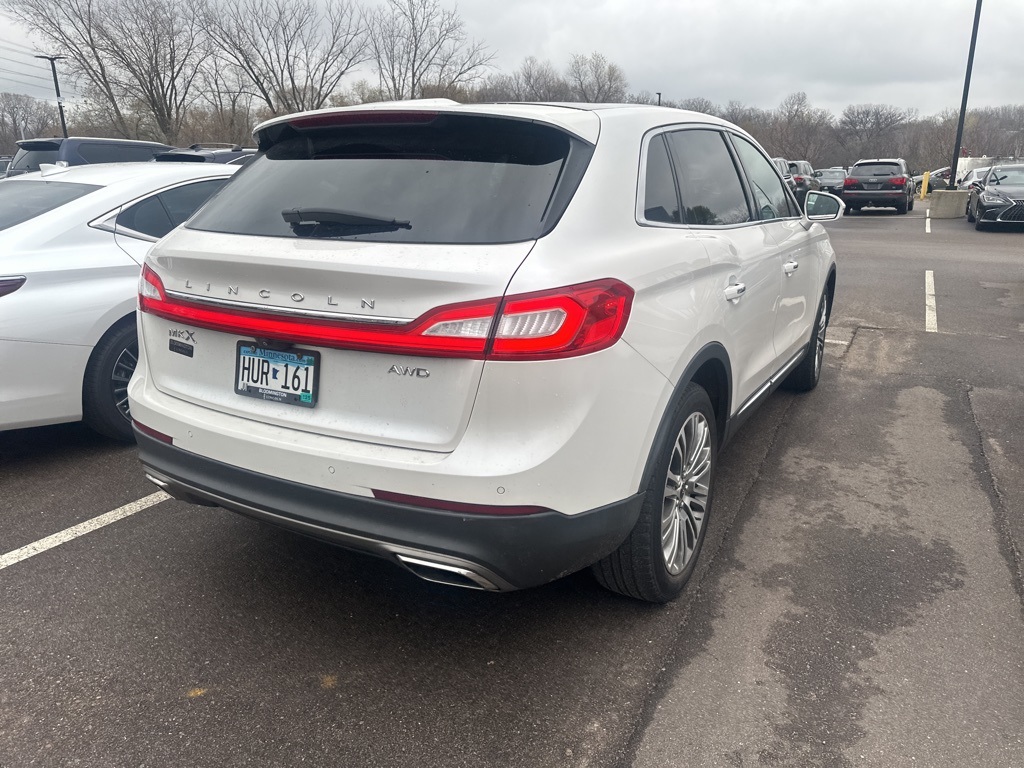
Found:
<box><xmin>34</xmin><ymin>54</ymin><xmax>68</xmax><ymax>139</ymax></box>
<box><xmin>949</xmin><ymin>0</ymin><xmax>983</xmax><ymax>182</ymax></box>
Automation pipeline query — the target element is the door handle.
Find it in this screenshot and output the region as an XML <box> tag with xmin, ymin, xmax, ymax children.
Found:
<box><xmin>784</xmin><ymin>260</ymin><xmax>799</xmax><ymax>276</ymax></box>
<box><xmin>724</xmin><ymin>283</ymin><xmax>746</xmax><ymax>301</ymax></box>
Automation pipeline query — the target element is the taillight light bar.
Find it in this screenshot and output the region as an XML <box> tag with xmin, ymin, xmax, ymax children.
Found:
<box><xmin>843</xmin><ymin>177</ymin><xmax>858</xmax><ymax>188</ymax></box>
<box><xmin>139</xmin><ymin>265</ymin><xmax>633</xmax><ymax>361</ymax></box>
<box><xmin>889</xmin><ymin>175</ymin><xmax>907</xmax><ymax>186</ymax></box>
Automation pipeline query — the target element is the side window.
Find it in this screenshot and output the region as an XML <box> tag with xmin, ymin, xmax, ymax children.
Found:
<box><xmin>732</xmin><ymin>137</ymin><xmax>799</xmax><ymax>219</ymax></box>
<box><xmin>665</xmin><ymin>129</ymin><xmax>750</xmax><ymax>226</ymax></box>
<box><xmin>121</xmin><ymin>145</ymin><xmax>163</xmax><ymax>162</ymax></box>
<box><xmin>642</xmin><ymin>135</ymin><xmax>682</xmax><ymax>224</ymax></box>
<box><xmin>116</xmin><ymin>179</ymin><xmax>227</xmax><ymax>239</ymax></box>
<box><xmin>157</xmin><ymin>179</ymin><xmax>227</xmax><ymax>226</ymax></box>
<box><xmin>77</xmin><ymin>143</ymin><xmax>129</xmax><ymax>164</ymax></box>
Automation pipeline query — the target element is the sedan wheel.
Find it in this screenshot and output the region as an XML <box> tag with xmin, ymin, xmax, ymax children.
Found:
<box><xmin>83</xmin><ymin>319</ymin><xmax>138</xmax><ymax>442</ymax></box>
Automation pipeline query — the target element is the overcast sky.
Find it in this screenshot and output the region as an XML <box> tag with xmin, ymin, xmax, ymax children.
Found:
<box><xmin>0</xmin><ymin>0</ymin><xmax>1018</xmax><ymax>116</ymax></box>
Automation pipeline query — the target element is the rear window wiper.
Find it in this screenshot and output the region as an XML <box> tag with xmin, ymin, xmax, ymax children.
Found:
<box><xmin>282</xmin><ymin>207</ymin><xmax>411</xmax><ymax>231</ymax></box>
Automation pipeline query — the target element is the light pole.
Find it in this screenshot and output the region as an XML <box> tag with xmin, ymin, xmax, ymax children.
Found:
<box><xmin>34</xmin><ymin>54</ymin><xmax>68</xmax><ymax>139</ymax></box>
<box><xmin>656</xmin><ymin>92</ymin><xmax>662</xmax><ymax>106</ymax></box>
<box><xmin>949</xmin><ymin>0</ymin><xmax>982</xmax><ymax>182</ymax></box>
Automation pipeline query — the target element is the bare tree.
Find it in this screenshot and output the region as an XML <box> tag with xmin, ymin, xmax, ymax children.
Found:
<box><xmin>0</xmin><ymin>92</ymin><xmax>56</xmax><ymax>152</ymax></box>
<box><xmin>769</xmin><ymin>92</ymin><xmax>834</xmax><ymax>160</ymax></box>
<box><xmin>677</xmin><ymin>97</ymin><xmax>719</xmax><ymax>115</ymax></box>
<box><xmin>2</xmin><ymin>0</ymin><xmax>210</xmax><ymax>143</ymax></box>
<box><xmin>368</xmin><ymin>0</ymin><xmax>494</xmax><ymax>100</ymax></box>
<box><xmin>475</xmin><ymin>56</ymin><xmax>570</xmax><ymax>102</ymax></box>
<box><xmin>205</xmin><ymin>0</ymin><xmax>368</xmax><ymax>115</ymax></box>
<box><xmin>566</xmin><ymin>52</ymin><xmax>627</xmax><ymax>102</ymax></box>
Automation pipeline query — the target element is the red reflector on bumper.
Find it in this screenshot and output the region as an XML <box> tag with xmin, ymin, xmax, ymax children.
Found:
<box><xmin>372</xmin><ymin>490</ymin><xmax>549</xmax><ymax>516</ymax></box>
<box><xmin>133</xmin><ymin>420</ymin><xmax>173</xmax><ymax>444</ymax></box>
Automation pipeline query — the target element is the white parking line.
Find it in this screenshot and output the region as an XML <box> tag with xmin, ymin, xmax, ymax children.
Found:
<box><xmin>925</xmin><ymin>270</ymin><xmax>938</xmax><ymax>332</ymax></box>
<box><xmin>0</xmin><ymin>491</ymin><xmax>169</xmax><ymax>571</ymax></box>
<box><xmin>925</xmin><ymin>217</ymin><xmax>932</xmax><ymax>234</ymax></box>
<box><xmin>824</xmin><ymin>339</ymin><xmax>849</xmax><ymax>345</ymax></box>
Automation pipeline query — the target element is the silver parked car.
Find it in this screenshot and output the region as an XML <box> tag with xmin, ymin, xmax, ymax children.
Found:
<box><xmin>129</xmin><ymin>102</ymin><xmax>842</xmax><ymax>601</ymax></box>
<box><xmin>0</xmin><ymin>162</ymin><xmax>236</xmax><ymax>440</ymax></box>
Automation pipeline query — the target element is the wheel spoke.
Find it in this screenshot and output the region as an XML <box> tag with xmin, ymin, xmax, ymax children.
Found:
<box><xmin>660</xmin><ymin>410</ymin><xmax>713</xmax><ymax>575</ymax></box>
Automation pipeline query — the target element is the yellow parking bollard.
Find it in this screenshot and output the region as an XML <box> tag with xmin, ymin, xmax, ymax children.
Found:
<box><xmin>920</xmin><ymin>171</ymin><xmax>930</xmax><ymax>200</ymax></box>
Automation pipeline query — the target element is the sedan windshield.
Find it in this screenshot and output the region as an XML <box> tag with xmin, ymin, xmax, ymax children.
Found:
<box><xmin>0</xmin><ymin>180</ymin><xmax>101</xmax><ymax>232</ymax></box>
<box><xmin>987</xmin><ymin>167</ymin><xmax>1024</xmax><ymax>185</ymax></box>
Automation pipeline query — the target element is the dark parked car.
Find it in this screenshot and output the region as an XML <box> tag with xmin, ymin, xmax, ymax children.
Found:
<box><xmin>0</xmin><ymin>155</ymin><xmax>11</xmax><ymax>174</ymax></box>
<box><xmin>786</xmin><ymin>160</ymin><xmax>821</xmax><ymax>204</ymax></box>
<box><xmin>841</xmin><ymin>158</ymin><xmax>916</xmax><ymax>214</ymax></box>
<box><xmin>966</xmin><ymin>164</ymin><xmax>1024</xmax><ymax>230</ymax></box>
<box><xmin>5</xmin><ymin>136</ymin><xmax>175</xmax><ymax>177</ymax></box>
<box><xmin>154</xmin><ymin>143</ymin><xmax>256</xmax><ymax>164</ymax></box>
<box><xmin>814</xmin><ymin>167</ymin><xmax>846</xmax><ymax>195</ymax></box>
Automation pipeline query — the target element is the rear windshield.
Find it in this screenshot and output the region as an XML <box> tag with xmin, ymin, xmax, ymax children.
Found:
<box><xmin>817</xmin><ymin>170</ymin><xmax>845</xmax><ymax>179</ymax></box>
<box><xmin>0</xmin><ymin>180</ymin><xmax>101</xmax><ymax>231</ymax></box>
<box><xmin>188</xmin><ymin>114</ymin><xmax>593</xmax><ymax>244</ymax></box>
<box><xmin>851</xmin><ymin>163</ymin><xmax>901</xmax><ymax>177</ymax></box>
<box><xmin>9</xmin><ymin>148</ymin><xmax>59</xmax><ymax>174</ymax></box>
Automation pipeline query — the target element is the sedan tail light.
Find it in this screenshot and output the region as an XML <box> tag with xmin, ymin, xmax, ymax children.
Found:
<box><xmin>0</xmin><ymin>275</ymin><xmax>26</xmax><ymax>298</ymax></box>
<box><xmin>139</xmin><ymin>266</ymin><xmax>633</xmax><ymax>361</ymax></box>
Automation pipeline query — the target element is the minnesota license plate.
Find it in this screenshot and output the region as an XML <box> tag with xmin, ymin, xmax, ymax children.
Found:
<box><xmin>234</xmin><ymin>343</ymin><xmax>319</xmax><ymax>407</ymax></box>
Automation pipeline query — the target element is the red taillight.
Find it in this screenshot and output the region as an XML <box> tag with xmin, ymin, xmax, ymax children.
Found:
<box><xmin>889</xmin><ymin>176</ymin><xmax>906</xmax><ymax>186</ymax></box>
<box><xmin>843</xmin><ymin>177</ymin><xmax>858</xmax><ymax>188</ymax></box>
<box><xmin>372</xmin><ymin>489</ymin><xmax>549</xmax><ymax>516</ymax></box>
<box><xmin>793</xmin><ymin>175</ymin><xmax>804</xmax><ymax>183</ymax></box>
<box><xmin>139</xmin><ymin>266</ymin><xmax>634</xmax><ymax>361</ymax></box>
<box><xmin>0</xmin><ymin>275</ymin><xmax>27</xmax><ymax>298</ymax></box>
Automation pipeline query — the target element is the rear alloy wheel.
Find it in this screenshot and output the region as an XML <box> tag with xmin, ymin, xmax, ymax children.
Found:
<box><xmin>82</xmin><ymin>320</ymin><xmax>138</xmax><ymax>442</ymax></box>
<box><xmin>592</xmin><ymin>383</ymin><xmax>716</xmax><ymax>603</ymax></box>
<box><xmin>783</xmin><ymin>289</ymin><xmax>829</xmax><ymax>393</ymax></box>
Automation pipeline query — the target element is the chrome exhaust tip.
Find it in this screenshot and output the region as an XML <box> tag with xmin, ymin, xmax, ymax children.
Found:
<box><xmin>395</xmin><ymin>555</ymin><xmax>501</xmax><ymax>591</ymax></box>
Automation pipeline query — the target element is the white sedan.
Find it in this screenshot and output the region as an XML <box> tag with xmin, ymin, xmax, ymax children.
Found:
<box><xmin>0</xmin><ymin>162</ymin><xmax>238</xmax><ymax>440</ymax></box>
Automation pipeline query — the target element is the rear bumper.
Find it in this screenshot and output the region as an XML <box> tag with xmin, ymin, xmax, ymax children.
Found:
<box><xmin>136</xmin><ymin>429</ymin><xmax>643</xmax><ymax>590</ymax></box>
<box><xmin>840</xmin><ymin>190</ymin><xmax>908</xmax><ymax>207</ymax></box>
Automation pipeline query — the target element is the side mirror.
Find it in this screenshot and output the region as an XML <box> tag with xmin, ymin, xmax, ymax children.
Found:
<box><xmin>813</xmin><ymin>170</ymin><xmax>822</xmax><ymax>177</ymax></box>
<box><xmin>804</xmin><ymin>190</ymin><xmax>844</xmax><ymax>221</ymax></box>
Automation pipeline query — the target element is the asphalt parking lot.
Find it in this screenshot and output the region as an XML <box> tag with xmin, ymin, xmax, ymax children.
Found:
<box><xmin>2</xmin><ymin>200</ymin><xmax>1022</xmax><ymax>767</ymax></box>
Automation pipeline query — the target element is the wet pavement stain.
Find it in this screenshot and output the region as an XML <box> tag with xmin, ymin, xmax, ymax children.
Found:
<box><xmin>759</xmin><ymin>517</ymin><xmax>965</xmax><ymax>768</ymax></box>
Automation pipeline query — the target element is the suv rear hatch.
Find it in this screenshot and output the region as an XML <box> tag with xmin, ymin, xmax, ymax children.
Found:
<box><xmin>139</xmin><ymin>109</ymin><xmax>596</xmax><ymax>452</ymax></box>
<box><xmin>6</xmin><ymin>139</ymin><xmax>62</xmax><ymax>177</ymax></box>
<box><xmin>845</xmin><ymin>161</ymin><xmax>905</xmax><ymax>191</ymax></box>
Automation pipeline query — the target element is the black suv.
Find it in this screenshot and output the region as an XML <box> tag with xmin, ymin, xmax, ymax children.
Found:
<box><xmin>841</xmin><ymin>158</ymin><xmax>916</xmax><ymax>214</ymax></box>
<box><xmin>5</xmin><ymin>136</ymin><xmax>175</xmax><ymax>177</ymax></box>
<box><xmin>154</xmin><ymin>143</ymin><xmax>256</xmax><ymax>164</ymax></box>
<box><xmin>786</xmin><ymin>159</ymin><xmax>821</xmax><ymax>204</ymax></box>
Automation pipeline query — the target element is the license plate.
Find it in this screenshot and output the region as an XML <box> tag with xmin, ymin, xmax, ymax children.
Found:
<box><xmin>234</xmin><ymin>342</ymin><xmax>319</xmax><ymax>407</ymax></box>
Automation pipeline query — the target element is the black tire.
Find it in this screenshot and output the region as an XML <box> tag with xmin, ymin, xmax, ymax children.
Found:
<box><xmin>82</xmin><ymin>318</ymin><xmax>138</xmax><ymax>442</ymax></box>
<box><xmin>908</xmin><ymin>195</ymin><xmax>915</xmax><ymax>212</ymax></box>
<box><xmin>895</xmin><ymin>198</ymin><xmax>908</xmax><ymax>215</ymax></box>
<box><xmin>966</xmin><ymin>202</ymin><xmax>976</xmax><ymax>223</ymax></box>
<box><xmin>592</xmin><ymin>383</ymin><xmax>717</xmax><ymax>603</ymax></box>
<box><xmin>783</xmin><ymin>288</ymin><xmax>829</xmax><ymax>393</ymax></box>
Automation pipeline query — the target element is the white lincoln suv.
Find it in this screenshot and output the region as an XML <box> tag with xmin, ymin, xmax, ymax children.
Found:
<box><xmin>128</xmin><ymin>101</ymin><xmax>841</xmax><ymax>602</ymax></box>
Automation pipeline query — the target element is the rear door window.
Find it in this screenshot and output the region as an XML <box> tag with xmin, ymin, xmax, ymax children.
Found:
<box><xmin>0</xmin><ymin>180</ymin><xmax>101</xmax><ymax>231</ymax></box>
<box><xmin>77</xmin><ymin>142</ymin><xmax>163</xmax><ymax>164</ymax></box>
<box><xmin>187</xmin><ymin>114</ymin><xmax>594</xmax><ymax>245</ymax></box>
<box><xmin>665</xmin><ymin>129</ymin><xmax>751</xmax><ymax>226</ymax></box>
